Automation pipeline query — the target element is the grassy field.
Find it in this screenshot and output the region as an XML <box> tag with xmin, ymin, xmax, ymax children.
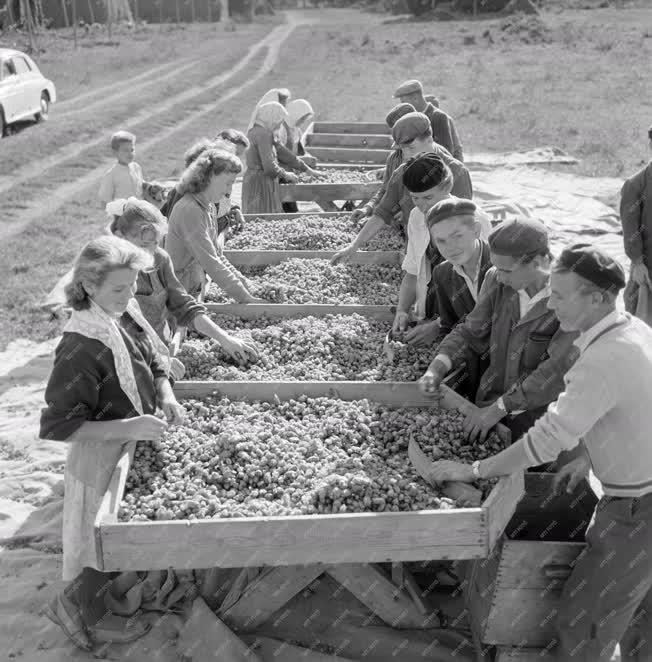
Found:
<box><xmin>0</xmin><ymin>4</ymin><xmax>650</xmax><ymax>349</ymax></box>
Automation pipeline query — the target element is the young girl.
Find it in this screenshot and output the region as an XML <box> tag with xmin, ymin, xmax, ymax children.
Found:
<box><xmin>107</xmin><ymin>197</ymin><xmax>258</xmax><ymax>362</ymax></box>
<box><xmin>41</xmin><ymin>236</ymin><xmax>184</xmax><ymax>648</ymax></box>
<box><xmin>166</xmin><ymin>148</ymin><xmax>261</xmax><ymax>303</ymax></box>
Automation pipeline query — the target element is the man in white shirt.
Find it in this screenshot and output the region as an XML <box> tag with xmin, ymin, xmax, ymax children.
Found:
<box><xmin>418</xmin><ymin>244</ymin><xmax>652</xmax><ymax>662</ymax></box>
<box><xmin>420</xmin><ymin>217</ymin><xmax>579</xmax><ymax>442</ymax></box>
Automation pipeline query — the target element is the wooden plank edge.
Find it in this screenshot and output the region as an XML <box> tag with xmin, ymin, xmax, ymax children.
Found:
<box><xmin>243</xmin><ymin>211</ymin><xmax>352</xmax><ymax>221</ymax></box>
<box><xmin>202</xmin><ymin>303</ymin><xmax>396</xmax><ymax>320</ymax></box>
<box><xmin>94</xmin><ymin>441</ymin><xmax>137</xmax><ymax>569</ymax></box>
<box><xmin>485</xmin><ymin>471</ymin><xmax>526</xmax><ymax>554</ymax></box>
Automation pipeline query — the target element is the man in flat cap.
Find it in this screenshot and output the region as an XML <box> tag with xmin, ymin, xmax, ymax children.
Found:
<box><xmin>420</xmin><ymin>217</ymin><xmax>579</xmax><ymax>442</ymax></box>
<box><xmin>352</xmin><ymin>102</ymin><xmax>415</xmax><ymax>224</ymax></box>
<box><xmin>393</xmin><ymin>155</ymin><xmax>492</xmax><ymax>348</ymax></box>
<box><xmin>620</xmin><ymin>124</ymin><xmax>652</xmax><ymax>319</ymax></box>
<box><xmin>332</xmin><ymin>113</ymin><xmax>472</xmax><ymax>264</ymax></box>
<box><xmin>394</xmin><ymin>78</ymin><xmax>463</xmax><ymax>162</ymax></box>
<box><xmin>417</xmin><ymin>243</ymin><xmax>652</xmax><ymax>662</ymax></box>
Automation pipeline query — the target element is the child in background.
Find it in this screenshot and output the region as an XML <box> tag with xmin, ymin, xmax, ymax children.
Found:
<box><xmin>98</xmin><ymin>131</ymin><xmax>145</xmax><ymax>206</ymax></box>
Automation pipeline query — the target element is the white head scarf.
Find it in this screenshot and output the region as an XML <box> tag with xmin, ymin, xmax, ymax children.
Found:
<box><xmin>287</xmin><ymin>99</ymin><xmax>314</xmax><ymax>129</ymax></box>
<box><xmin>254</xmin><ymin>102</ymin><xmax>289</xmax><ymax>132</ymax></box>
<box><xmin>246</xmin><ymin>88</ymin><xmax>291</xmax><ymax>134</ymax></box>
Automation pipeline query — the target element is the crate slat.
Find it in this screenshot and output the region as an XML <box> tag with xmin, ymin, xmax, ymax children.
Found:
<box><xmin>312</xmin><ymin>122</ymin><xmax>391</xmax><ymax>135</ymax></box>
<box><xmin>279</xmin><ymin>181</ymin><xmax>380</xmax><ymax>202</ymax></box>
<box><xmin>306</xmin><ymin>133</ymin><xmax>393</xmax><ymax>150</ymax></box>
<box><xmin>495</xmin><ymin>647</ymin><xmax>551</xmax><ymax>661</ymax></box>
<box><xmin>242</xmin><ymin>211</ymin><xmax>352</xmax><ymax>222</ymax></box>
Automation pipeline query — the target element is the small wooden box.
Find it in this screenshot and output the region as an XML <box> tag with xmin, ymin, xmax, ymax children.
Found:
<box><xmin>95</xmin><ymin>382</ymin><xmax>524</xmax><ymax>572</ymax></box>
<box><xmin>467</xmin><ymin>473</ymin><xmax>598</xmax><ymax>648</ymax></box>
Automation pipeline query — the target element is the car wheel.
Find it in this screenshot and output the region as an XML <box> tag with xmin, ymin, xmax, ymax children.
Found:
<box><xmin>36</xmin><ymin>93</ymin><xmax>49</xmax><ymax>122</ymax></box>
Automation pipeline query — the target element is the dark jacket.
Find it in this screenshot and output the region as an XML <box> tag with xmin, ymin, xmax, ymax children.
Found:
<box><xmin>436</xmin><ymin>267</ymin><xmax>579</xmax><ymax>429</ymax></box>
<box><xmin>423</xmin><ymin>103</ymin><xmax>464</xmax><ymax>162</ymax></box>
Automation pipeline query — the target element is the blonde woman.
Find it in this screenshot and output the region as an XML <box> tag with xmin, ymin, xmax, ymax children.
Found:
<box><xmin>166</xmin><ymin>148</ymin><xmax>261</xmax><ymax>303</ymax></box>
<box><xmin>108</xmin><ymin>197</ymin><xmax>258</xmax><ymax>362</ymax></box>
<box><xmin>41</xmin><ymin>236</ymin><xmax>184</xmax><ymax>649</ymax></box>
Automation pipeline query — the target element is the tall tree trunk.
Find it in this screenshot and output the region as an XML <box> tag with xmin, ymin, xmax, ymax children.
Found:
<box><xmin>60</xmin><ymin>0</ymin><xmax>69</xmax><ymax>26</ymax></box>
<box><xmin>87</xmin><ymin>0</ymin><xmax>95</xmax><ymax>22</ymax></box>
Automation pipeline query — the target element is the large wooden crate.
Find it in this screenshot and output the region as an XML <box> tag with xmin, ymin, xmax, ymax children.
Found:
<box><xmin>467</xmin><ymin>472</ymin><xmax>598</xmax><ymax>648</ymax></box>
<box><xmin>306</xmin><ymin>133</ymin><xmax>393</xmax><ymax>150</ymax></box>
<box><xmin>95</xmin><ymin>382</ymin><xmax>523</xmax><ymax>572</ymax></box>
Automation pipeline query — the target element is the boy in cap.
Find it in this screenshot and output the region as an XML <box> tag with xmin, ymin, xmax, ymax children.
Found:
<box><xmin>352</xmin><ymin>102</ymin><xmax>416</xmax><ymax>223</ymax></box>
<box><xmin>394</xmin><ymin>78</ymin><xmax>463</xmax><ymax>162</ymax></box>
<box><xmin>427</xmin><ymin>198</ymin><xmax>494</xmax><ymax>397</ymax></box>
<box><xmin>418</xmin><ymin>244</ymin><xmax>652</xmax><ymax>662</ymax></box>
<box><xmin>394</xmin><ymin>155</ymin><xmax>492</xmax><ymax>347</ymax></box>
<box><xmin>332</xmin><ymin>112</ymin><xmax>472</xmax><ymax>264</ymax></box>
<box><xmin>620</xmin><ymin>124</ymin><xmax>652</xmax><ymax>313</ymax></box>
<box><xmin>420</xmin><ymin>217</ymin><xmax>579</xmax><ymax>442</ymax></box>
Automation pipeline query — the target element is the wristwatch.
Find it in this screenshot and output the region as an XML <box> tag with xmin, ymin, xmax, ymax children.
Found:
<box><xmin>471</xmin><ymin>460</ymin><xmax>482</xmax><ymax>479</ymax></box>
<box><xmin>495</xmin><ymin>397</ymin><xmax>507</xmax><ymax>414</ymax></box>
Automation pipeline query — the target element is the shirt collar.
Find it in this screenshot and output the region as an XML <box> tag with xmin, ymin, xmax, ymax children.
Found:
<box><xmin>452</xmin><ymin>241</ymin><xmax>482</xmax><ymax>282</ymax></box>
<box><xmin>574</xmin><ymin>309</ymin><xmax>625</xmax><ymax>353</ymax></box>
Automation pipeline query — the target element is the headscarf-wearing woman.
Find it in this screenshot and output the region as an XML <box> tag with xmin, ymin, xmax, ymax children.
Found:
<box><xmin>166</xmin><ymin>148</ymin><xmax>261</xmax><ymax>303</ymax></box>
<box><xmin>242</xmin><ymin>102</ymin><xmax>300</xmax><ymax>215</ymax></box>
<box><xmin>280</xmin><ymin>98</ymin><xmax>317</xmax><ymax>214</ymax></box>
<box><xmin>40</xmin><ymin>236</ymin><xmax>185</xmax><ymax>649</ymax></box>
<box><xmin>246</xmin><ymin>88</ymin><xmax>292</xmax><ymax>135</ymax></box>
<box><xmin>108</xmin><ymin>197</ymin><xmax>257</xmax><ymax>362</ymax></box>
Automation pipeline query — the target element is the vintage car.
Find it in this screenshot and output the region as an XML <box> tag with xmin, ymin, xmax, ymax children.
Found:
<box><xmin>0</xmin><ymin>48</ymin><xmax>56</xmax><ymax>136</ymax></box>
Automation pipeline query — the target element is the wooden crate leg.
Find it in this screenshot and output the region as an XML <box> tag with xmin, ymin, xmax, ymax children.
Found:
<box><xmin>327</xmin><ymin>563</ymin><xmax>439</xmax><ymax>630</ymax></box>
<box><xmin>391</xmin><ymin>562</ymin><xmax>405</xmax><ymax>589</ymax></box>
<box><xmin>220</xmin><ymin>564</ymin><xmax>325</xmax><ymax>632</ymax></box>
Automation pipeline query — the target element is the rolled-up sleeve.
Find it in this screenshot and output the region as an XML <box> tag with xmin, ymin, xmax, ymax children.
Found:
<box><xmin>158</xmin><ymin>250</ymin><xmax>207</xmax><ymax>328</ymax></box>
<box><xmin>521</xmin><ymin>360</ymin><xmax>613</xmax><ymax>465</ymax></box>
<box><xmin>374</xmin><ymin>168</ymin><xmax>403</xmax><ymax>226</ymax></box>
<box><xmin>251</xmin><ymin>126</ymin><xmax>289</xmax><ymax>180</ymax></box>
<box><xmin>40</xmin><ymin>337</ymin><xmax>101</xmax><ymax>441</ymax></box>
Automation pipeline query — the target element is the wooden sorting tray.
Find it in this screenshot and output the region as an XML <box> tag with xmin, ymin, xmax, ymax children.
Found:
<box><xmin>95</xmin><ymin>381</ymin><xmax>523</xmax><ymax>572</ymax></box>
<box><xmin>226</xmin><ymin>213</ymin><xmax>402</xmax><ymax>265</ymax></box>
<box><xmin>223</xmin><ymin>249</ymin><xmax>402</xmax><ymax>266</ymax></box>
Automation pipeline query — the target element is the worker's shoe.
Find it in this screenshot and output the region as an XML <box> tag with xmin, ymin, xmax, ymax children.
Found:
<box><xmin>88</xmin><ymin>613</ymin><xmax>150</xmax><ymax>644</ymax></box>
<box><xmin>42</xmin><ymin>592</ymin><xmax>93</xmax><ymax>651</ymax></box>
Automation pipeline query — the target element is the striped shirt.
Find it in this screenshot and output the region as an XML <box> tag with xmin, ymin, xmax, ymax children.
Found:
<box><xmin>522</xmin><ymin>311</ymin><xmax>652</xmax><ymax>497</ymax></box>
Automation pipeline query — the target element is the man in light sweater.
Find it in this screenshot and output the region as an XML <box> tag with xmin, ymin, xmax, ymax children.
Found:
<box><xmin>415</xmin><ymin>243</ymin><xmax>652</xmax><ymax>662</ymax></box>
